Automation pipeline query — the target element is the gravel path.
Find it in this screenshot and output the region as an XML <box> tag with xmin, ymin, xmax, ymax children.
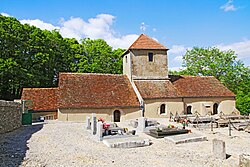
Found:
<box><xmin>0</xmin><ymin>120</ymin><xmax>250</xmax><ymax>167</ymax></box>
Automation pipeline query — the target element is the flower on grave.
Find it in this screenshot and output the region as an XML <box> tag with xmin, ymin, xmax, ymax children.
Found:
<box><xmin>103</xmin><ymin>123</ymin><xmax>110</xmax><ymax>130</ymax></box>
<box><xmin>98</xmin><ymin>117</ymin><xmax>105</xmax><ymax>123</ymax></box>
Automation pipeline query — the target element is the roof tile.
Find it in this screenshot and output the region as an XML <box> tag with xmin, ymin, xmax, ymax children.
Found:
<box><xmin>21</xmin><ymin>88</ymin><xmax>58</xmax><ymax>111</ymax></box>
<box><xmin>172</xmin><ymin>76</ymin><xmax>235</xmax><ymax>97</ymax></box>
<box><xmin>57</xmin><ymin>73</ymin><xmax>140</xmax><ymax>108</ymax></box>
<box><xmin>129</xmin><ymin>34</ymin><xmax>167</xmax><ymax>50</ymax></box>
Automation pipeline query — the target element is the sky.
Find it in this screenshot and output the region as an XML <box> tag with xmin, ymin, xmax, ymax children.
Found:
<box><xmin>1</xmin><ymin>0</ymin><xmax>250</xmax><ymax>70</ymax></box>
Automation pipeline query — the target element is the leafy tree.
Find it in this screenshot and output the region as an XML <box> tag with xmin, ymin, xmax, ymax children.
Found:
<box><xmin>0</xmin><ymin>15</ymin><xmax>125</xmax><ymax>100</ymax></box>
<box><xmin>181</xmin><ymin>47</ymin><xmax>250</xmax><ymax>114</ymax></box>
<box><xmin>182</xmin><ymin>47</ymin><xmax>249</xmax><ymax>94</ymax></box>
<box><xmin>74</xmin><ymin>38</ymin><xmax>124</xmax><ymax>74</ymax></box>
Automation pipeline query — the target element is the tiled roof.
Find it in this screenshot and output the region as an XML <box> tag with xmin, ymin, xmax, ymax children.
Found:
<box><xmin>172</xmin><ymin>76</ymin><xmax>235</xmax><ymax>97</ymax></box>
<box><xmin>21</xmin><ymin>88</ymin><xmax>58</xmax><ymax>111</ymax></box>
<box><xmin>129</xmin><ymin>34</ymin><xmax>168</xmax><ymax>50</ymax></box>
<box><xmin>134</xmin><ymin>80</ymin><xmax>179</xmax><ymax>99</ymax></box>
<box><xmin>57</xmin><ymin>73</ymin><xmax>140</xmax><ymax>109</ymax></box>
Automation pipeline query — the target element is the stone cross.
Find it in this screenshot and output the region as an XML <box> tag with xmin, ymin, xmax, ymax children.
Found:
<box><xmin>91</xmin><ymin>113</ymin><xmax>97</xmax><ymax>135</ymax></box>
<box><xmin>96</xmin><ymin>122</ymin><xmax>104</xmax><ymax>141</ymax></box>
<box><xmin>86</xmin><ymin>116</ymin><xmax>91</xmax><ymax>130</ymax></box>
<box><xmin>213</xmin><ymin>139</ymin><xmax>226</xmax><ymax>160</ymax></box>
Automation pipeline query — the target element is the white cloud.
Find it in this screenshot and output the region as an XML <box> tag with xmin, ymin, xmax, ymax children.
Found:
<box><xmin>169</xmin><ymin>67</ymin><xmax>186</xmax><ymax>72</ymax></box>
<box><xmin>1</xmin><ymin>12</ymin><xmax>11</xmax><ymax>17</ymax></box>
<box><xmin>216</xmin><ymin>39</ymin><xmax>250</xmax><ymax>59</ymax></box>
<box><xmin>169</xmin><ymin>45</ymin><xmax>188</xmax><ymax>55</ymax></box>
<box><xmin>17</xmin><ymin>14</ymin><xmax>138</xmax><ymax>49</ymax></box>
<box><xmin>173</xmin><ymin>56</ymin><xmax>183</xmax><ymax>63</ymax></box>
<box><xmin>20</xmin><ymin>19</ymin><xmax>60</xmax><ymax>31</ymax></box>
<box><xmin>220</xmin><ymin>0</ymin><xmax>238</xmax><ymax>12</ymax></box>
<box><xmin>153</xmin><ymin>28</ymin><xmax>157</xmax><ymax>32</ymax></box>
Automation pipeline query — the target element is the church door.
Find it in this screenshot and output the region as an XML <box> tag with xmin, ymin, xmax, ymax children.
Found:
<box><xmin>113</xmin><ymin>110</ymin><xmax>121</xmax><ymax>122</ymax></box>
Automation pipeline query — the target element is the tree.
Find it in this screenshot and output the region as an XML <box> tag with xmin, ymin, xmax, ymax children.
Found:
<box><xmin>74</xmin><ymin>38</ymin><xmax>124</xmax><ymax>74</ymax></box>
<box><xmin>182</xmin><ymin>47</ymin><xmax>249</xmax><ymax>94</ymax></box>
<box><xmin>181</xmin><ymin>47</ymin><xmax>250</xmax><ymax>114</ymax></box>
<box><xmin>0</xmin><ymin>15</ymin><xmax>125</xmax><ymax>100</ymax></box>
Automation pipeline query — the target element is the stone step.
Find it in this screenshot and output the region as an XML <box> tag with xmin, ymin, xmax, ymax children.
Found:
<box><xmin>164</xmin><ymin>133</ymin><xmax>207</xmax><ymax>144</ymax></box>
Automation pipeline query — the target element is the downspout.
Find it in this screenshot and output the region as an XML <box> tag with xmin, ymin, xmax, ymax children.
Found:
<box><xmin>130</xmin><ymin>80</ymin><xmax>145</xmax><ymax>117</ymax></box>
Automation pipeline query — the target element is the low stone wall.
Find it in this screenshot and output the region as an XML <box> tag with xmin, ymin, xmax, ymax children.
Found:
<box><xmin>0</xmin><ymin>100</ymin><xmax>22</xmax><ymax>134</ymax></box>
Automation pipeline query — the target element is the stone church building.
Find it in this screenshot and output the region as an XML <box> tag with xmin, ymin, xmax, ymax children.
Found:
<box><xmin>21</xmin><ymin>34</ymin><xmax>236</xmax><ymax>122</ymax></box>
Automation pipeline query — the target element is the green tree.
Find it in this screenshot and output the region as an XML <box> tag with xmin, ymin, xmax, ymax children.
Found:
<box><xmin>0</xmin><ymin>14</ymin><xmax>125</xmax><ymax>100</ymax></box>
<box><xmin>75</xmin><ymin>38</ymin><xmax>124</xmax><ymax>74</ymax></box>
<box><xmin>181</xmin><ymin>47</ymin><xmax>250</xmax><ymax>114</ymax></box>
<box><xmin>182</xmin><ymin>47</ymin><xmax>249</xmax><ymax>94</ymax></box>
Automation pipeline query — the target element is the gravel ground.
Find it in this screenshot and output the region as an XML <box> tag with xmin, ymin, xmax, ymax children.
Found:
<box><xmin>0</xmin><ymin>119</ymin><xmax>250</xmax><ymax>167</ymax></box>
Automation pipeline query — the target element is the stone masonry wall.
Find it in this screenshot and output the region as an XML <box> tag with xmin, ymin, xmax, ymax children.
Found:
<box><xmin>0</xmin><ymin>100</ymin><xmax>22</xmax><ymax>134</ymax></box>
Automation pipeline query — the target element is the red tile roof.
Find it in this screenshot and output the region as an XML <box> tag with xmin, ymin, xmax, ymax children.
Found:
<box><xmin>173</xmin><ymin>76</ymin><xmax>235</xmax><ymax>97</ymax></box>
<box><xmin>122</xmin><ymin>34</ymin><xmax>168</xmax><ymax>56</ymax></box>
<box><xmin>134</xmin><ymin>80</ymin><xmax>179</xmax><ymax>99</ymax></box>
<box><xmin>57</xmin><ymin>73</ymin><xmax>140</xmax><ymax>109</ymax></box>
<box><xmin>129</xmin><ymin>34</ymin><xmax>168</xmax><ymax>50</ymax></box>
<box><xmin>21</xmin><ymin>88</ymin><xmax>58</xmax><ymax>111</ymax></box>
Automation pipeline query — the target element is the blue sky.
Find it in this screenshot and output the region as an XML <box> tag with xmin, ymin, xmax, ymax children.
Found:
<box><xmin>1</xmin><ymin>0</ymin><xmax>250</xmax><ymax>70</ymax></box>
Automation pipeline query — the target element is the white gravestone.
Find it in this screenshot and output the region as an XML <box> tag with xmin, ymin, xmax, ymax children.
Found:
<box><xmin>91</xmin><ymin>113</ymin><xmax>97</xmax><ymax>135</ymax></box>
<box><xmin>96</xmin><ymin>122</ymin><xmax>104</xmax><ymax>141</ymax></box>
<box><xmin>213</xmin><ymin>139</ymin><xmax>226</xmax><ymax>160</ymax></box>
<box><xmin>137</xmin><ymin>117</ymin><xmax>146</xmax><ymax>132</ymax></box>
<box><xmin>86</xmin><ymin>116</ymin><xmax>91</xmax><ymax>130</ymax></box>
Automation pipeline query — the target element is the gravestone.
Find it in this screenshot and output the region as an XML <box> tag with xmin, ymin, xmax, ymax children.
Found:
<box><xmin>96</xmin><ymin>122</ymin><xmax>103</xmax><ymax>141</ymax></box>
<box><xmin>213</xmin><ymin>139</ymin><xmax>226</xmax><ymax>160</ymax></box>
<box><xmin>239</xmin><ymin>154</ymin><xmax>250</xmax><ymax>167</ymax></box>
<box><xmin>86</xmin><ymin>116</ymin><xmax>91</xmax><ymax>130</ymax></box>
<box><xmin>137</xmin><ymin>117</ymin><xmax>146</xmax><ymax>132</ymax></box>
<box><xmin>91</xmin><ymin>113</ymin><xmax>97</xmax><ymax>135</ymax></box>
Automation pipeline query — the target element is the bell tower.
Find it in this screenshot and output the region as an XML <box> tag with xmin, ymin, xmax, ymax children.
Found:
<box><xmin>122</xmin><ymin>34</ymin><xmax>169</xmax><ymax>81</ymax></box>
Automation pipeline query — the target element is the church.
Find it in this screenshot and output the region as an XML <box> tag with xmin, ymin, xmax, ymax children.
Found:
<box><xmin>21</xmin><ymin>34</ymin><xmax>236</xmax><ymax>122</ymax></box>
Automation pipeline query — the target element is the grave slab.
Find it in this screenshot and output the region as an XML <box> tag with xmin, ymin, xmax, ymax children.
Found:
<box><xmin>103</xmin><ymin>135</ymin><xmax>150</xmax><ymax>148</ymax></box>
<box><xmin>164</xmin><ymin>133</ymin><xmax>207</xmax><ymax>144</ymax></box>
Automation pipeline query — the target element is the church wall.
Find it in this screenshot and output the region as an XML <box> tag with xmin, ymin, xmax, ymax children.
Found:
<box><xmin>123</xmin><ymin>53</ymin><xmax>132</xmax><ymax>81</ymax></box>
<box><xmin>58</xmin><ymin>107</ymin><xmax>140</xmax><ymax>122</ymax></box>
<box><xmin>183</xmin><ymin>97</ymin><xmax>236</xmax><ymax>115</ymax></box>
<box><xmin>144</xmin><ymin>98</ymin><xmax>184</xmax><ymax>118</ymax></box>
<box><xmin>131</xmin><ymin>50</ymin><xmax>168</xmax><ymax>78</ymax></box>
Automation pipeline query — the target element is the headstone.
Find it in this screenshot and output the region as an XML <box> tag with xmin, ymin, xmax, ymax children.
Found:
<box><xmin>96</xmin><ymin>122</ymin><xmax>103</xmax><ymax>141</ymax></box>
<box><xmin>86</xmin><ymin>116</ymin><xmax>91</xmax><ymax>130</ymax></box>
<box><xmin>91</xmin><ymin>113</ymin><xmax>97</xmax><ymax>135</ymax></box>
<box><xmin>137</xmin><ymin>117</ymin><xmax>146</xmax><ymax>132</ymax></box>
<box><xmin>213</xmin><ymin>139</ymin><xmax>226</xmax><ymax>160</ymax></box>
<box><xmin>239</xmin><ymin>154</ymin><xmax>250</xmax><ymax>167</ymax></box>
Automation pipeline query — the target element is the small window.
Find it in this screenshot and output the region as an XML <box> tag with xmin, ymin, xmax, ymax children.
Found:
<box><xmin>160</xmin><ymin>104</ymin><xmax>166</xmax><ymax>114</ymax></box>
<box><xmin>186</xmin><ymin>106</ymin><xmax>192</xmax><ymax>114</ymax></box>
<box><xmin>148</xmin><ymin>52</ymin><xmax>153</xmax><ymax>62</ymax></box>
<box><xmin>125</xmin><ymin>56</ymin><xmax>127</xmax><ymax>63</ymax></box>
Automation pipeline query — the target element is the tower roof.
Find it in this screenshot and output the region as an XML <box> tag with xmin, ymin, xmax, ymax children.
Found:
<box><xmin>130</xmin><ymin>34</ymin><xmax>168</xmax><ymax>50</ymax></box>
<box><xmin>122</xmin><ymin>34</ymin><xmax>168</xmax><ymax>56</ymax></box>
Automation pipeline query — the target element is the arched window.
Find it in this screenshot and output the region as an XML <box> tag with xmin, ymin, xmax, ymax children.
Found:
<box><xmin>187</xmin><ymin>106</ymin><xmax>192</xmax><ymax>114</ymax></box>
<box><xmin>160</xmin><ymin>104</ymin><xmax>166</xmax><ymax>114</ymax></box>
<box><xmin>113</xmin><ymin>110</ymin><xmax>121</xmax><ymax>122</ymax></box>
<box><xmin>213</xmin><ymin>103</ymin><xmax>218</xmax><ymax>115</ymax></box>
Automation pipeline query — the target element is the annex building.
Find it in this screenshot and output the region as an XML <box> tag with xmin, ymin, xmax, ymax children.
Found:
<box><xmin>21</xmin><ymin>34</ymin><xmax>236</xmax><ymax>122</ymax></box>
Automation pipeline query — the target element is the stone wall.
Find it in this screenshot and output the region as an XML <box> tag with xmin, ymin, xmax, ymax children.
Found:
<box><xmin>131</xmin><ymin>49</ymin><xmax>168</xmax><ymax>79</ymax></box>
<box><xmin>0</xmin><ymin>100</ymin><xmax>22</xmax><ymax>134</ymax></box>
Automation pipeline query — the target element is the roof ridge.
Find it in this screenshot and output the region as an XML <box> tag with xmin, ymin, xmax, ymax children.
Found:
<box><xmin>59</xmin><ymin>72</ymin><xmax>125</xmax><ymax>77</ymax></box>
